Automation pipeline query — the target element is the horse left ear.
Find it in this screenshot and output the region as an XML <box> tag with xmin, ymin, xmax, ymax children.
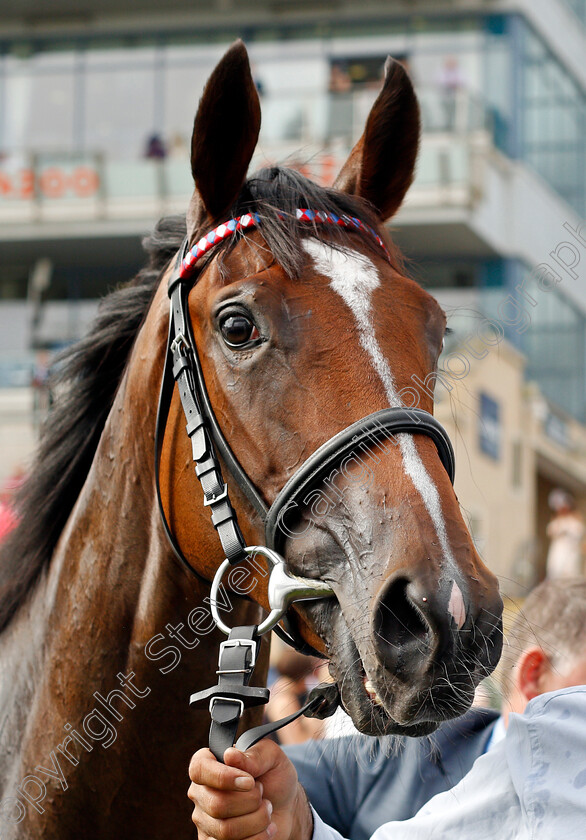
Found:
<box><xmin>187</xmin><ymin>40</ymin><xmax>261</xmax><ymax>237</ymax></box>
<box><xmin>333</xmin><ymin>57</ymin><xmax>420</xmax><ymax>221</ymax></box>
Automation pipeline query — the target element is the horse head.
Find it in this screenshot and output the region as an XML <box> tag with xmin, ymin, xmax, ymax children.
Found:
<box><xmin>160</xmin><ymin>42</ymin><xmax>503</xmax><ymax>737</ymax></box>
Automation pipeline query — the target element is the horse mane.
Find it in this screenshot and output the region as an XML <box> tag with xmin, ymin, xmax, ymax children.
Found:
<box><xmin>0</xmin><ymin>215</ymin><xmax>186</xmax><ymax>633</ymax></box>
<box><xmin>0</xmin><ymin>166</ymin><xmax>403</xmax><ymax>633</ymax></box>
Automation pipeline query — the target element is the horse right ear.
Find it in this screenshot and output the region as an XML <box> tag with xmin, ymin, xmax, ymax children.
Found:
<box><xmin>187</xmin><ymin>41</ymin><xmax>261</xmax><ymax>238</ymax></box>
<box><xmin>333</xmin><ymin>57</ymin><xmax>420</xmax><ymax>222</ymax></box>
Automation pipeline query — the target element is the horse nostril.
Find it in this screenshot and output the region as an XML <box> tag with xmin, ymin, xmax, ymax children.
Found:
<box><xmin>373</xmin><ymin>577</ymin><xmax>433</xmax><ymax>678</ymax></box>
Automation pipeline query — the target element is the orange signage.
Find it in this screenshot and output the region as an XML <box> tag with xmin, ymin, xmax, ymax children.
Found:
<box><xmin>0</xmin><ymin>165</ymin><xmax>100</xmax><ymax>200</ymax></box>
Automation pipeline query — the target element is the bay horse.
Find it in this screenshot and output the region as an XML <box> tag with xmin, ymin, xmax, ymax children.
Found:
<box><xmin>0</xmin><ymin>42</ymin><xmax>502</xmax><ymax>839</ymax></box>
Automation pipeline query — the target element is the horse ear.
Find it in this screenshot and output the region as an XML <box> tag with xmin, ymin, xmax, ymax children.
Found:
<box><xmin>333</xmin><ymin>57</ymin><xmax>420</xmax><ymax>221</ymax></box>
<box><xmin>187</xmin><ymin>40</ymin><xmax>261</xmax><ymax>236</ymax></box>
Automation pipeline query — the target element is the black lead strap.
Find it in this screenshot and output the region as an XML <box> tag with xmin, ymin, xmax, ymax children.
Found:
<box><xmin>234</xmin><ymin>681</ymin><xmax>341</xmax><ymax>753</ymax></box>
<box><xmin>190</xmin><ymin>627</ymin><xmax>269</xmax><ymax>760</ymax></box>
<box><xmin>189</xmin><ymin>625</ymin><xmax>340</xmax><ymax>761</ymax></box>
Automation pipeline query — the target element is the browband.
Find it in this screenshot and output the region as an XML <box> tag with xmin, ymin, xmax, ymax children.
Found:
<box><xmin>179</xmin><ymin>208</ymin><xmax>390</xmax><ymax>281</ymax></box>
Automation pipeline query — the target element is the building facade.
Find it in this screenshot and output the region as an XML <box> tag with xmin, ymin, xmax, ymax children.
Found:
<box><xmin>0</xmin><ymin>0</ymin><xmax>585</xmax><ymax>591</ymax></box>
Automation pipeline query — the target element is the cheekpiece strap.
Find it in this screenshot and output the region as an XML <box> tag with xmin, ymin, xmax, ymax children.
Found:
<box><xmin>167</xmin><ymin>251</ymin><xmax>247</xmax><ymax>564</ymax></box>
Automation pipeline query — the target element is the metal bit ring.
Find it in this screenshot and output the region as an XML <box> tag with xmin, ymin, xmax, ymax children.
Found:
<box><xmin>209</xmin><ymin>546</ymin><xmax>334</xmax><ymax>637</ymax></box>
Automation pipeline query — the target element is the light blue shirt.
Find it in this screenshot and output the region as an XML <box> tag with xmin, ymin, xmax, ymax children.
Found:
<box><xmin>312</xmin><ymin>686</ymin><xmax>586</xmax><ymax>840</ymax></box>
<box><xmin>484</xmin><ymin>713</ymin><xmax>506</xmax><ymax>753</ymax></box>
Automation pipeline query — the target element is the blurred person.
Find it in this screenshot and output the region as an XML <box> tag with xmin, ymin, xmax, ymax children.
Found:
<box><xmin>546</xmin><ymin>488</ymin><xmax>585</xmax><ymax>578</ymax></box>
<box><xmin>329</xmin><ymin>63</ymin><xmax>352</xmax><ymax>94</ymax></box>
<box><xmin>327</xmin><ymin>63</ymin><xmax>353</xmax><ymax>145</ymax></box>
<box><xmin>265</xmin><ymin>637</ymin><xmax>328</xmax><ymax>745</ymax></box>
<box><xmin>188</xmin><ymin>579</ymin><xmax>586</xmax><ymax>840</ymax></box>
<box><xmin>144</xmin><ymin>133</ymin><xmax>166</xmax><ymax>160</ymax></box>
<box><xmin>437</xmin><ymin>55</ymin><xmax>466</xmax><ymax>90</ymax></box>
<box><xmin>0</xmin><ymin>469</ymin><xmax>24</xmax><ymax>542</ymax></box>
<box><xmin>436</xmin><ymin>55</ymin><xmax>467</xmax><ymax>130</ymax></box>
<box><xmin>168</xmin><ymin>133</ymin><xmax>189</xmax><ymax>159</ymax></box>
<box><xmin>32</xmin><ymin>348</ymin><xmax>52</xmax><ymax>426</ymax></box>
<box><xmin>0</xmin><ymin>499</ymin><xmax>17</xmax><ymax>543</ymax></box>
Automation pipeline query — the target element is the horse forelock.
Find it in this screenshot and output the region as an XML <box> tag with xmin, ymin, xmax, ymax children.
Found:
<box><xmin>212</xmin><ymin>166</ymin><xmax>404</xmax><ymax>280</ymax></box>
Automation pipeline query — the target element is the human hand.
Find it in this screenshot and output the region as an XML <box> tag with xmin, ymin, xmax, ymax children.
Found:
<box><xmin>188</xmin><ymin>739</ymin><xmax>313</xmax><ymax>840</ymax></box>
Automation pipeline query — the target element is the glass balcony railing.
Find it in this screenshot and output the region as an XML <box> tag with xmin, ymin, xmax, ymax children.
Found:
<box><xmin>564</xmin><ymin>0</ymin><xmax>586</xmax><ymax>25</ymax></box>
<box><xmin>0</xmin><ymin>87</ymin><xmax>493</xmax><ymax>217</ymax></box>
<box><xmin>255</xmin><ymin>86</ymin><xmax>492</xmax><ymax>146</ymax></box>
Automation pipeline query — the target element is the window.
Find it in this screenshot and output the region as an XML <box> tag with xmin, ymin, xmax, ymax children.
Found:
<box><xmin>516</xmin><ymin>264</ymin><xmax>585</xmax><ymax>422</ymax></box>
<box><xmin>3</xmin><ymin>51</ymin><xmax>76</xmax><ymax>153</ymax></box>
<box><xmin>519</xmin><ymin>24</ymin><xmax>586</xmax><ymax>215</ymax></box>
<box><xmin>83</xmin><ymin>49</ymin><xmax>157</xmax><ymax>160</ymax></box>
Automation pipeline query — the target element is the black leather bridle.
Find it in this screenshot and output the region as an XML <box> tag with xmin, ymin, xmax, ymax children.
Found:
<box><xmin>154</xmin><ymin>212</ymin><xmax>456</xmax><ymax>758</ymax></box>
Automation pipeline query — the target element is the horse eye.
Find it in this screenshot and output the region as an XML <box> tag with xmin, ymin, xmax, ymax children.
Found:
<box><xmin>219</xmin><ymin>313</ymin><xmax>260</xmax><ymax>348</ymax></box>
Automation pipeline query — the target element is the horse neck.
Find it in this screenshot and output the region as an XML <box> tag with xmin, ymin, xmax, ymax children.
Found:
<box><xmin>47</xmin><ymin>284</ymin><xmax>187</xmax><ymax>639</ymax></box>
<box><xmin>3</xmin><ymin>283</ymin><xmax>265</xmax><ymax>839</ymax></box>
<box><xmin>41</xmin><ymin>279</ymin><xmax>260</xmax><ymax>697</ymax></box>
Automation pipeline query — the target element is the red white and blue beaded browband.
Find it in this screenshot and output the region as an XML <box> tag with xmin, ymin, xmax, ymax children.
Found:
<box><xmin>179</xmin><ymin>208</ymin><xmax>390</xmax><ymax>280</ymax></box>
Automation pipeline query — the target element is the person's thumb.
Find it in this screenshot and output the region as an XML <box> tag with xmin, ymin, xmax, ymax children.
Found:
<box><xmin>223</xmin><ymin>741</ymin><xmax>280</xmax><ymax>779</ymax></box>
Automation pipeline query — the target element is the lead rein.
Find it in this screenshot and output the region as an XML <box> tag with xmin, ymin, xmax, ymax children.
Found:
<box><xmin>189</xmin><ymin>624</ymin><xmax>340</xmax><ymax>762</ymax></box>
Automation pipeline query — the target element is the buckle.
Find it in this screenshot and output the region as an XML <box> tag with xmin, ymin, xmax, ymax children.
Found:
<box><xmin>203</xmin><ymin>484</ymin><xmax>229</xmax><ymax>506</ymax></box>
<box><xmin>209</xmin><ymin>696</ymin><xmax>244</xmax><ymax>717</ymax></box>
<box><xmin>219</xmin><ymin>638</ymin><xmax>257</xmax><ymax>670</ymax></box>
<box><xmin>170</xmin><ymin>332</ymin><xmax>190</xmax><ymax>357</ymax></box>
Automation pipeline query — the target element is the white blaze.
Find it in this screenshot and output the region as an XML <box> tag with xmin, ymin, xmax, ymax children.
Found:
<box><xmin>302</xmin><ymin>238</ymin><xmax>458</xmax><ymax>574</ymax></box>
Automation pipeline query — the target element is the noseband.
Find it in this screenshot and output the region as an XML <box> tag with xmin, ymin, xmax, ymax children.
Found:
<box><xmin>154</xmin><ymin>209</ymin><xmax>455</xmax><ymax>757</ymax></box>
